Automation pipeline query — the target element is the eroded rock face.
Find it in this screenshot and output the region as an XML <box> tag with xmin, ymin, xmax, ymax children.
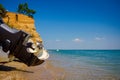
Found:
<box><xmin>2</xmin><ymin>12</ymin><xmax>42</xmax><ymax>43</ymax></box>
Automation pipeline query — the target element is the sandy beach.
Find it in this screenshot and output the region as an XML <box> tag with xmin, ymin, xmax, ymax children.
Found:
<box><xmin>0</xmin><ymin>60</ymin><xmax>65</xmax><ymax>80</ymax></box>
<box><xmin>0</xmin><ymin>50</ymin><xmax>120</xmax><ymax>80</ymax></box>
<box><xmin>0</xmin><ymin>60</ymin><xmax>119</xmax><ymax>80</ymax></box>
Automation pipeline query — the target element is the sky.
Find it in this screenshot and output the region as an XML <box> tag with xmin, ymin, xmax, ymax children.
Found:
<box><xmin>1</xmin><ymin>0</ymin><xmax>120</xmax><ymax>49</ymax></box>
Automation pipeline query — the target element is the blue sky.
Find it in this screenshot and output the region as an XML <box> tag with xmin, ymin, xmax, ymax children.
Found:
<box><xmin>1</xmin><ymin>0</ymin><xmax>120</xmax><ymax>49</ymax></box>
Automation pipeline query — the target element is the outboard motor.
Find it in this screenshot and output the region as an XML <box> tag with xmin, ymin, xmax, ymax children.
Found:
<box><xmin>0</xmin><ymin>17</ymin><xmax>45</xmax><ymax>66</ymax></box>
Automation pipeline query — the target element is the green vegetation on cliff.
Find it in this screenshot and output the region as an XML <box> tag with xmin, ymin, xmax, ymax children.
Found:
<box><xmin>17</xmin><ymin>3</ymin><xmax>36</xmax><ymax>18</ymax></box>
<box><xmin>0</xmin><ymin>4</ymin><xmax>7</xmax><ymax>17</ymax></box>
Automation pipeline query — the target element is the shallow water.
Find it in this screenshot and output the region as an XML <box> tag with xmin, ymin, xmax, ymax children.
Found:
<box><xmin>48</xmin><ymin>50</ymin><xmax>120</xmax><ymax>80</ymax></box>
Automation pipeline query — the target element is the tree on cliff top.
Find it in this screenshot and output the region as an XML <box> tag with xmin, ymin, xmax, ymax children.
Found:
<box><xmin>0</xmin><ymin>4</ymin><xmax>7</xmax><ymax>17</ymax></box>
<box><xmin>17</xmin><ymin>3</ymin><xmax>36</xmax><ymax>18</ymax></box>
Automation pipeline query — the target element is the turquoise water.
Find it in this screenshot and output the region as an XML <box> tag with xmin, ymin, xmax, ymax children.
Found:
<box><xmin>48</xmin><ymin>50</ymin><xmax>120</xmax><ymax>80</ymax></box>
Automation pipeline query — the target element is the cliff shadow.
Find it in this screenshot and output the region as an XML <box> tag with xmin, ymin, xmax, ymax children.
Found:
<box><xmin>0</xmin><ymin>65</ymin><xmax>33</xmax><ymax>73</ymax></box>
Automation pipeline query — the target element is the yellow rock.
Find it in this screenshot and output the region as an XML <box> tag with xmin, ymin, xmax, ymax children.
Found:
<box><xmin>2</xmin><ymin>12</ymin><xmax>42</xmax><ymax>43</ymax></box>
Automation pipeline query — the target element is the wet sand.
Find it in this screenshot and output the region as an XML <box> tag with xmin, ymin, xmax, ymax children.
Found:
<box><xmin>0</xmin><ymin>53</ymin><xmax>119</xmax><ymax>80</ymax></box>
<box><xmin>0</xmin><ymin>59</ymin><xmax>120</xmax><ymax>80</ymax></box>
<box><xmin>0</xmin><ymin>60</ymin><xmax>65</xmax><ymax>80</ymax></box>
<box><xmin>0</xmin><ymin>49</ymin><xmax>63</xmax><ymax>80</ymax></box>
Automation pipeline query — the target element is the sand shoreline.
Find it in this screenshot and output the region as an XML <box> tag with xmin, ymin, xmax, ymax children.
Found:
<box><xmin>0</xmin><ymin>60</ymin><xmax>65</xmax><ymax>80</ymax></box>
<box><xmin>0</xmin><ymin>61</ymin><xmax>119</xmax><ymax>80</ymax></box>
<box><xmin>0</xmin><ymin>57</ymin><xmax>119</xmax><ymax>80</ymax></box>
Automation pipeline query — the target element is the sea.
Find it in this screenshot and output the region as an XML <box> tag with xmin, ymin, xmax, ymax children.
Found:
<box><xmin>48</xmin><ymin>50</ymin><xmax>120</xmax><ymax>80</ymax></box>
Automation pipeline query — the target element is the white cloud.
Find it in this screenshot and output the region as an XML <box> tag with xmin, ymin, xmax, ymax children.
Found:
<box><xmin>95</xmin><ymin>37</ymin><xmax>104</xmax><ymax>40</ymax></box>
<box><xmin>73</xmin><ymin>38</ymin><xmax>83</xmax><ymax>42</ymax></box>
<box><xmin>55</xmin><ymin>39</ymin><xmax>61</xmax><ymax>42</ymax></box>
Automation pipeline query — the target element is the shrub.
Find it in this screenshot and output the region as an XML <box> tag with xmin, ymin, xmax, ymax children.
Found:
<box><xmin>0</xmin><ymin>4</ymin><xmax>7</xmax><ymax>17</ymax></box>
<box><xmin>17</xmin><ymin>3</ymin><xmax>36</xmax><ymax>18</ymax></box>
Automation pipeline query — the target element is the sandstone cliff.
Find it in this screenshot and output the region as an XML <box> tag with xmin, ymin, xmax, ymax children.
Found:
<box><xmin>2</xmin><ymin>12</ymin><xmax>42</xmax><ymax>43</ymax></box>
